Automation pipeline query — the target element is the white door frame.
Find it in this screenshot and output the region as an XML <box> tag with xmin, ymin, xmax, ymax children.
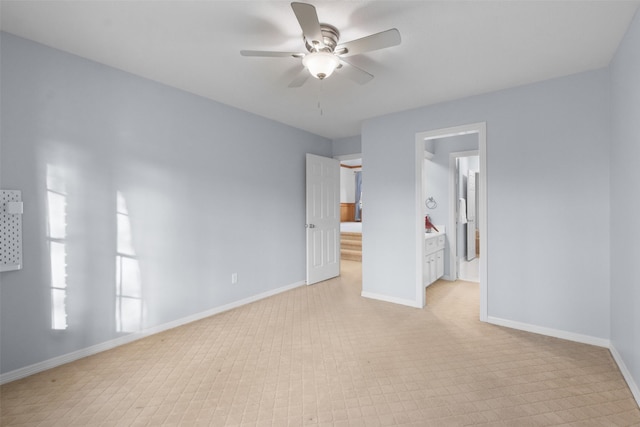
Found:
<box><xmin>415</xmin><ymin>122</ymin><xmax>488</xmax><ymax>322</ymax></box>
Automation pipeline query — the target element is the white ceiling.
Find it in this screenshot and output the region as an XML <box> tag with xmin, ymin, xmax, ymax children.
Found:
<box><xmin>1</xmin><ymin>1</ymin><xmax>638</xmax><ymax>140</ymax></box>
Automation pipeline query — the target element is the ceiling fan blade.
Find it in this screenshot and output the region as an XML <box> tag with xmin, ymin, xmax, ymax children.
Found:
<box><xmin>291</xmin><ymin>2</ymin><xmax>323</xmax><ymax>48</ymax></box>
<box><xmin>337</xmin><ymin>59</ymin><xmax>374</xmax><ymax>85</ymax></box>
<box><xmin>336</xmin><ymin>28</ymin><xmax>401</xmax><ymax>57</ymax></box>
<box><xmin>240</xmin><ymin>50</ymin><xmax>303</xmax><ymax>58</ymax></box>
<box><xmin>288</xmin><ymin>67</ymin><xmax>310</xmax><ymax>88</ymax></box>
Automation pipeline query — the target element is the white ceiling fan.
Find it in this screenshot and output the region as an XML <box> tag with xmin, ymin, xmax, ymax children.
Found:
<box><xmin>240</xmin><ymin>2</ymin><xmax>401</xmax><ymax>87</ymax></box>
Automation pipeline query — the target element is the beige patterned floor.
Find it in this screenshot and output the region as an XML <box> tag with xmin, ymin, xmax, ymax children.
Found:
<box><xmin>2</xmin><ymin>261</ymin><xmax>639</xmax><ymax>426</ymax></box>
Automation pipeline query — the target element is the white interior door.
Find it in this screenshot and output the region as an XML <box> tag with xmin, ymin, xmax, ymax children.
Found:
<box><xmin>466</xmin><ymin>170</ymin><xmax>477</xmax><ymax>261</ymax></box>
<box><xmin>306</xmin><ymin>154</ymin><xmax>340</xmax><ymax>285</ymax></box>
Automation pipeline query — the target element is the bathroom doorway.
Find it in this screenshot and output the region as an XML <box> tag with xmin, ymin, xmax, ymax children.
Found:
<box><xmin>423</xmin><ymin>140</ymin><xmax>479</xmax><ymax>283</ymax></box>
<box><xmin>415</xmin><ymin>123</ymin><xmax>487</xmax><ymax>321</ymax></box>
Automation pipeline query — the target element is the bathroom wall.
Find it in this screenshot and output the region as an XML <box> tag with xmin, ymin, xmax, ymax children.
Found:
<box><xmin>0</xmin><ymin>33</ymin><xmax>332</xmax><ymax>375</ymax></box>
<box><xmin>423</xmin><ymin>134</ymin><xmax>478</xmax><ymax>278</ymax></box>
<box><xmin>423</xmin><ymin>134</ymin><xmax>479</xmax><ymax>228</ymax></box>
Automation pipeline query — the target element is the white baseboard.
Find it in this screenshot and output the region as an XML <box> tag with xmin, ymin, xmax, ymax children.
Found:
<box><xmin>424</xmin><ymin>276</ymin><xmax>454</xmax><ymax>289</ymax></box>
<box><xmin>0</xmin><ymin>280</ymin><xmax>305</xmax><ymax>385</ymax></box>
<box><xmin>487</xmin><ymin>318</ymin><xmax>640</xmax><ymax>407</ymax></box>
<box><xmin>487</xmin><ymin>316</ymin><xmax>610</xmax><ymax>348</ymax></box>
<box><xmin>609</xmin><ymin>344</ymin><xmax>640</xmax><ymax>407</ymax></box>
<box><xmin>361</xmin><ymin>291</ymin><xmax>421</xmax><ymax>308</ymax></box>
<box><xmin>5</xmin><ymin>286</ymin><xmax>638</xmax><ymax>411</ymax></box>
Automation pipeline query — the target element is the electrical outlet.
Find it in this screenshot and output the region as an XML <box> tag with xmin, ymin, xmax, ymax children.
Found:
<box><xmin>231</xmin><ymin>273</ymin><xmax>238</xmax><ymax>284</ymax></box>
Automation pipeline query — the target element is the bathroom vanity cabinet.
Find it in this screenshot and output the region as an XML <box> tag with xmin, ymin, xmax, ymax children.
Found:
<box><xmin>424</xmin><ymin>232</ymin><xmax>445</xmax><ymax>286</ymax></box>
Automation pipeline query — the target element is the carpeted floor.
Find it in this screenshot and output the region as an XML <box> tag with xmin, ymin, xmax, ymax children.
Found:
<box><xmin>1</xmin><ymin>260</ymin><xmax>639</xmax><ymax>426</ymax></box>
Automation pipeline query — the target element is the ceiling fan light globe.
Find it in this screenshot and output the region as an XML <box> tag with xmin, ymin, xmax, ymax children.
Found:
<box><xmin>303</xmin><ymin>51</ymin><xmax>339</xmax><ymax>80</ymax></box>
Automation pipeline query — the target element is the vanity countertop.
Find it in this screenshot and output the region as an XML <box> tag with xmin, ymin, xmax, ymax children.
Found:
<box><xmin>425</xmin><ymin>230</ymin><xmax>445</xmax><ymax>238</ymax></box>
<box><xmin>424</xmin><ymin>225</ymin><xmax>445</xmax><ymax>238</ymax></box>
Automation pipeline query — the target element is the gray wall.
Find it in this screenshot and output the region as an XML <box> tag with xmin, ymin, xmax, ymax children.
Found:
<box><xmin>332</xmin><ymin>135</ymin><xmax>361</xmax><ymax>158</ymax></box>
<box><xmin>610</xmin><ymin>9</ymin><xmax>640</xmax><ymax>399</ymax></box>
<box><xmin>362</xmin><ymin>69</ymin><xmax>611</xmax><ymax>339</ymax></box>
<box><xmin>0</xmin><ymin>33</ymin><xmax>331</xmax><ymax>374</ymax></box>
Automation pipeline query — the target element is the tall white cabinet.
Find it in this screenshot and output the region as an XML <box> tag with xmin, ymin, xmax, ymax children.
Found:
<box><xmin>424</xmin><ymin>232</ymin><xmax>445</xmax><ymax>286</ymax></box>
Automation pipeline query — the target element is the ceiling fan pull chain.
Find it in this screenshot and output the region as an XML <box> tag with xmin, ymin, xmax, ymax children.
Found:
<box><xmin>318</xmin><ymin>80</ymin><xmax>324</xmax><ymax>116</ymax></box>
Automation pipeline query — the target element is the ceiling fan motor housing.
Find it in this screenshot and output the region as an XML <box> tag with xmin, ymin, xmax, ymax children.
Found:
<box><xmin>305</xmin><ymin>24</ymin><xmax>340</xmax><ymax>53</ymax></box>
<box><xmin>240</xmin><ymin>2</ymin><xmax>400</xmax><ymax>86</ymax></box>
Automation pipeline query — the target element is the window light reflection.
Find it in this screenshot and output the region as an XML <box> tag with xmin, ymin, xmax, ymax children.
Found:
<box><xmin>46</xmin><ymin>165</ymin><xmax>68</xmax><ymax>330</ymax></box>
<box><xmin>115</xmin><ymin>192</ymin><xmax>143</xmax><ymax>333</ymax></box>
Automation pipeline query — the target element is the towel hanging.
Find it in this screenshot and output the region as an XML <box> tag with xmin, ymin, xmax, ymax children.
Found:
<box><xmin>458</xmin><ymin>198</ymin><xmax>468</xmax><ymax>224</ymax></box>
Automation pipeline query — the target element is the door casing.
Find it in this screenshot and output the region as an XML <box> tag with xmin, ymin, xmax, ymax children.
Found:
<box><xmin>415</xmin><ymin>123</ymin><xmax>488</xmax><ymax>321</ymax></box>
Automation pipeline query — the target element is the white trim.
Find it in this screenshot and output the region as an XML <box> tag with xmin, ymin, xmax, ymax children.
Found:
<box><xmin>334</xmin><ymin>153</ymin><xmax>362</xmax><ymax>162</ymax></box>
<box><xmin>415</xmin><ymin>135</ymin><xmax>425</xmax><ymax>307</ymax></box>
<box><xmin>488</xmin><ymin>316</ymin><xmax>640</xmax><ymax>407</ymax></box>
<box><xmin>487</xmin><ymin>316</ymin><xmax>610</xmax><ymax>348</ymax></box>
<box><xmin>0</xmin><ymin>280</ymin><xmax>305</xmax><ymax>385</ymax></box>
<box><xmin>424</xmin><ymin>282</ymin><xmax>434</xmax><ymax>289</ymax></box>
<box><xmin>610</xmin><ymin>345</ymin><xmax>640</xmax><ymax>407</ymax></box>
<box><xmin>448</xmin><ymin>153</ymin><xmax>457</xmax><ymax>282</ymax></box>
<box><xmin>415</xmin><ymin>122</ymin><xmax>487</xmax><ymax>321</ymax></box>
<box><xmin>478</xmin><ymin>124</ymin><xmax>487</xmax><ymax>321</ymax></box>
<box><xmin>361</xmin><ymin>291</ymin><xmax>422</xmax><ymax>308</ymax></box>
<box><xmin>4</xmin><ymin>278</ymin><xmax>638</xmax><ymax>408</ymax></box>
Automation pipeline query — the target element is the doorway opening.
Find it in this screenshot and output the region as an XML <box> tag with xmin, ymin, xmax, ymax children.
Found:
<box><xmin>414</xmin><ymin>123</ymin><xmax>488</xmax><ymax>321</ymax></box>
<box><xmin>337</xmin><ymin>155</ymin><xmax>362</xmax><ymax>264</ymax></box>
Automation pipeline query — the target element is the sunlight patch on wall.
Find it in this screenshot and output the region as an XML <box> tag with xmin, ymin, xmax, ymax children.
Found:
<box><xmin>46</xmin><ymin>165</ymin><xmax>68</xmax><ymax>330</ymax></box>
<box><xmin>115</xmin><ymin>192</ymin><xmax>143</xmax><ymax>333</ymax></box>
